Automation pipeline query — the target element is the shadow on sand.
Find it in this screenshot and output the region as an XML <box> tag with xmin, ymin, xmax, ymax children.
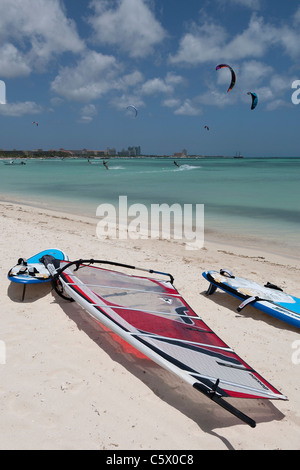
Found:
<box><xmin>7</xmin><ymin>279</ymin><xmax>53</xmax><ymax>303</ymax></box>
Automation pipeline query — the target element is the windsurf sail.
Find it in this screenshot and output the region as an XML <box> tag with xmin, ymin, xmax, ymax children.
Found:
<box><xmin>43</xmin><ymin>258</ymin><xmax>287</xmax><ymax>428</ymax></box>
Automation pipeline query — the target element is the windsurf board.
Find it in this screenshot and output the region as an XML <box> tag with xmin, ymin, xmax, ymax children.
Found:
<box><xmin>8</xmin><ymin>249</ymin><xmax>68</xmax><ymax>285</ymax></box>
<box><xmin>202</xmin><ymin>269</ymin><xmax>300</xmax><ymax>329</ymax></box>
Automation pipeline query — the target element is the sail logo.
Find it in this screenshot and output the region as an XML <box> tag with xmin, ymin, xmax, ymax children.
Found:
<box><xmin>96</xmin><ymin>196</ymin><xmax>204</xmax><ymax>250</ymax></box>
<box><xmin>292</xmin><ymin>340</ymin><xmax>300</xmax><ymax>365</ymax></box>
<box><xmin>0</xmin><ymin>80</ymin><xmax>6</xmax><ymax>104</ymax></box>
<box><xmin>0</xmin><ymin>340</ymin><xmax>6</xmax><ymax>365</ymax></box>
<box><xmin>291</xmin><ymin>80</ymin><xmax>300</xmax><ymax>105</ymax></box>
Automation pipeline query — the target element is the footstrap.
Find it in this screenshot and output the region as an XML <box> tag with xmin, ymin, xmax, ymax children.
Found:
<box><xmin>237</xmin><ymin>296</ymin><xmax>259</xmax><ymax>312</ymax></box>
<box><xmin>220</xmin><ymin>269</ymin><xmax>235</xmax><ymax>278</ymax></box>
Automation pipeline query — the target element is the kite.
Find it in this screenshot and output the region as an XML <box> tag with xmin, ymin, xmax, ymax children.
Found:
<box><xmin>204</xmin><ymin>126</ymin><xmax>209</xmax><ymax>131</ymax></box>
<box><xmin>32</xmin><ymin>121</ymin><xmax>38</xmax><ymax>126</ymax></box>
<box><xmin>216</xmin><ymin>64</ymin><xmax>236</xmax><ymax>92</ymax></box>
<box><xmin>126</xmin><ymin>105</ymin><xmax>138</xmax><ymax>118</ymax></box>
<box><xmin>247</xmin><ymin>92</ymin><xmax>258</xmax><ymax>110</ymax></box>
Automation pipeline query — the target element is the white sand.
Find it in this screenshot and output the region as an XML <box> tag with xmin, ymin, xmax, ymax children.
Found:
<box><xmin>0</xmin><ymin>201</ymin><xmax>299</xmax><ymax>450</ymax></box>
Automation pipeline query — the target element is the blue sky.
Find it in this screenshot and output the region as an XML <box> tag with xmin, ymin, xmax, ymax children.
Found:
<box><xmin>0</xmin><ymin>0</ymin><xmax>300</xmax><ymax>157</ymax></box>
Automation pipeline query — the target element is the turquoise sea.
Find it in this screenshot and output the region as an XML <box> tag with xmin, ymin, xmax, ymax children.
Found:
<box><xmin>0</xmin><ymin>157</ymin><xmax>299</xmax><ymax>258</ymax></box>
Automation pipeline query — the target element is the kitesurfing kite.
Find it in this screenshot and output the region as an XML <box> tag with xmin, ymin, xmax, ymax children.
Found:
<box><xmin>126</xmin><ymin>105</ymin><xmax>138</xmax><ymax>118</ymax></box>
<box><xmin>216</xmin><ymin>64</ymin><xmax>236</xmax><ymax>93</ymax></box>
<box><xmin>32</xmin><ymin>121</ymin><xmax>38</xmax><ymax>126</ymax></box>
<box><xmin>204</xmin><ymin>126</ymin><xmax>210</xmax><ymax>131</ymax></box>
<box><xmin>247</xmin><ymin>92</ymin><xmax>258</xmax><ymax>110</ymax></box>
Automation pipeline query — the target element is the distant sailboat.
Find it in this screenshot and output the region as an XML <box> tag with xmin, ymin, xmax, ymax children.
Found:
<box><xmin>234</xmin><ymin>152</ymin><xmax>243</xmax><ymax>159</ymax></box>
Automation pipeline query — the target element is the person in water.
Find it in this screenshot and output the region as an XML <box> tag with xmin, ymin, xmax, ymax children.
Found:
<box><xmin>103</xmin><ymin>160</ymin><xmax>109</xmax><ymax>170</ymax></box>
<box><xmin>173</xmin><ymin>160</ymin><xmax>180</xmax><ymax>167</ymax></box>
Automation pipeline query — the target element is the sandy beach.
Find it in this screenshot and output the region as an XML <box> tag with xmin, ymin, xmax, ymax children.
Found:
<box><xmin>0</xmin><ymin>200</ymin><xmax>299</xmax><ymax>450</ymax></box>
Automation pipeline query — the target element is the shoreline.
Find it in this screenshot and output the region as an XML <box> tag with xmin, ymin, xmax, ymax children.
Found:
<box><xmin>1</xmin><ymin>200</ymin><xmax>300</xmax><ymax>449</ymax></box>
<box><xmin>0</xmin><ymin>194</ymin><xmax>299</xmax><ymax>264</ymax></box>
<box><xmin>2</xmin><ymin>155</ymin><xmax>300</xmax><ymax>160</ymax></box>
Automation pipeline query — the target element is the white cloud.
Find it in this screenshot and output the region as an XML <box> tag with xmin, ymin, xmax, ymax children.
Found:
<box><xmin>0</xmin><ymin>43</ymin><xmax>31</xmax><ymax>78</ymax></box>
<box><xmin>51</xmin><ymin>50</ymin><xmax>122</xmax><ymax>102</ymax></box>
<box><xmin>88</xmin><ymin>0</ymin><xmax>166</xmax><ymax>58</ymax></box>
<box><xmin>265</xmin><ymin>99</ymin><xmax>289</xmax><ymax>111</ymax></box>
<box><xmin>197</xmin><ymin>90</ymin><xmax>234</xmax><ymax>108</ymax></box>
<box><xmin>79</xmin><ymin>104</ymin><xmax>98</xmax><ymax>123</ymax></box>
<box><xmin>294</xmin><ymin>5</ymin><xmax>300</xmax><ymax>24</ymax></box>
<box><xmin>169</xmin><ymin>22</ymin><xmax>228</xmax><ymax>65</ymax></box>
<box><xmin>141</xmin><ymin>78</ymin><xmax>173</xmax><ymax>95</ymax></box>
<box><xmin>254</xmin><ymin>86</ymin><xmax>274</xmax><ymax>102</ymax></box>
<box><xmin>110</xmin><ymin>93</ymin><xmax>145</xmax><ymax>112</ymax></box>
<box><xmin>225</xmin><ymin>15</ymin><xmax>276</xmax><ymax>60</ymax></box>
<box><xmin>121</xmin><ymin>71</ymin><xmax>144</xmax><ymax>88</ymax></box>
<box><xmin>277</xmin><ymin>25</ymin><xmax>300</xmax><ymax>59</ymax></box>
<box><xmin>162</xmin><ymin>98</ymin><xmax>181</xmax><ymax>108</ymax></box>
<box><xmin>251</xmin><ymin>74</ymin><xmax>296</xmax><ymax>110</ymax></box>
<box><xmin>0</xmin><ymin>0</ymin><xmax>85</xmax><ymax>75</ymax></box>
<box><xmin>141</xmin><ymin>73</ymin><xmax>184</xmax><ymax>96</ymax></box>
<box><xmin>238</xmin><ymin>60</ymin><xmax>273</xmax><ymax>88</ymax></box>
<box><xmin>169</xmin><ymin>13</ymin><xmax>300</xmax><ymax>66</ymax></box>
<box><xmin>269</xmin><ymin>75</ymin><xmax>292</xmax><ymax>95</ymax></box>
<box><xmin>165</xmin><ymin>72</ymin><xmax>186</xmax><ymax>87</ymax></box>
<box><xmin>218</xmin><ymin>0</ymin><xmax>261</xmax><ymax>9</ymax></box>
<box><xmin>0</xmin><ymin>101</ymin><xmax>43</xmax><ymax>117</ymax></box>
<box><xmin>174</xmin><ymin>99</ymin><xmax>202</xmax><ymax>116</ymax></box>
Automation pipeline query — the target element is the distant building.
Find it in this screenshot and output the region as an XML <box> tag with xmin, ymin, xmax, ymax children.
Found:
<box><xmin>87</xmin><ymin>150</ymin><xmax>107</xmax><ymax>156</ymax></box>
<box><xmin>173</xmin><ymin>151</ymin><xmax>186</xmax><ymax>158</ymax></box>
<box><xmin>118</xmin><ymin>148</ymin><xmax>129</xmax><ymax>156</ymax></box>
<box><xmin>118</xmin><ymin>146</ymin><xmax>141</xmax><ymax>157</ymax></box>
<box><xmin>69</xmin><ymin>149</ymin><xmax>107</xmax><ymax>157</ymax></box>
<box><xmin>128</xmin><ymin>146</ymin><xmax>141</xmax><ymax>156</ymax></box>
<box><xmin>106</xmin><ymin>147</ymin><xmax>117</xmax><ymax>156</ymax></box>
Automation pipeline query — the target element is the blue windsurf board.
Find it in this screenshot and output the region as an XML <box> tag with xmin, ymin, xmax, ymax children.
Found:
<box><xmin>202</xmin><ymin>269</ymin><xmax>300</xmax><ymax>329</ymax></box>
<box><xmin>8</xmin><ymin>249</ymin><xmax>68</xmax><ymax>285</ymax></box>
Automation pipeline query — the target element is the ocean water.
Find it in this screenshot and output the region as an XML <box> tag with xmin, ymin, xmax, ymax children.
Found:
<box><xmin>0</xmin><ymin>157</ymin><xmax>299</xmax><ymax>257</ymax></box>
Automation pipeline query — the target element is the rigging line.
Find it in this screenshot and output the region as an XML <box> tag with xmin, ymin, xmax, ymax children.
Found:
<box><xmin>129</xmin><ymin>332</ymin><xmax>233</xmax><ymax>352</ymax></box>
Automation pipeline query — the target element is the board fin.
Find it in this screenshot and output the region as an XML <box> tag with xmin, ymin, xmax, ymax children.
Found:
<box><xmin>206</xmin><ymin>283</ymin><xmax>218</xmax><ymax>295</ymax></box>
